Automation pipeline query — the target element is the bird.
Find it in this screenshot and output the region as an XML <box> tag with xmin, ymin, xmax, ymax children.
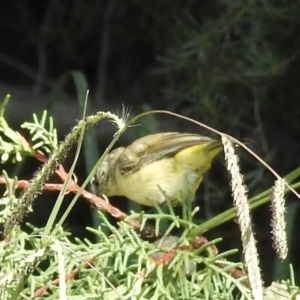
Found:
<box><xmin>91</xmin><ymin>132</ymin><xmax>223</xmax><ymax>207</ymax></box>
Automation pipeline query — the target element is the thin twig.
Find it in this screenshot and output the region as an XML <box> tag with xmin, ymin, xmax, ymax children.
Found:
<box><xmin>0</xmin><ymin>165</ymin><xmax>147</xmax><ymax>232</ymax></box>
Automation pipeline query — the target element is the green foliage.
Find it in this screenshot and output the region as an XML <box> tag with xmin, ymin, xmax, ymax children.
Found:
<box><xmin>0</xmin><ymin>171</ymin><xmax>19</xmax><ymax>224</ymax></box>
<box><xmin>0</xmin><ymin>96</ymin><xmax>58</xmax><ymax>162</ymax></box>
<box><xmin>0</xmin><ymin>95</ymin><xmax>34</xmax><ymax>163</ymax></box>
<box><xmin>21</xmin><ymin>110</ymin><xmax>58</xmax><ymax>154</ymax></box>
<box><xmin>1</xmin><ymin>205</ymin><xmax>253</xmax><ymax>299</ymax></box>
<box><xmin>1</xmin><ymin>96</ymin><xmax>300</xmax><ymax>299</ymax></box>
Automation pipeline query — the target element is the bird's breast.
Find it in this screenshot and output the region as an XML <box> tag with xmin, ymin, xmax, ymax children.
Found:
<box><xmin>115</xmin><ymin>158</ymin><xmax>201</xmax><ymax>206</ymax></box>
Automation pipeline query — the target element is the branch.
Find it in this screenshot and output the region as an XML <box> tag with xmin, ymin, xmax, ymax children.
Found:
<box><xmin>0</xmin><ymin>164</ymin><xmax>151</xmax><ymax>233</ymax></box>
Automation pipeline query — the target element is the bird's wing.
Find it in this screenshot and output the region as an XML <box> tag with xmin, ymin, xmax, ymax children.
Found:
<box><xmin>117</xmin><ymin>132</ymin><xmax>216</xmax><ymax>174</ymax></box>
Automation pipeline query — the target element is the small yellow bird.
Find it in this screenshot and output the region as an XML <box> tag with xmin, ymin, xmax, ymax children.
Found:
<box><xmin>91</xmin><ymin>132</ymin><xmax>223</xmax><ymax>206</ymax></box>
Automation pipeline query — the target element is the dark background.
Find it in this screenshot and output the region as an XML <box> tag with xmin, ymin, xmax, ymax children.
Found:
<box><xmin>0</xmin><ymin>0</ymin><xmax>300</xmax><ymax>285</ymax></box>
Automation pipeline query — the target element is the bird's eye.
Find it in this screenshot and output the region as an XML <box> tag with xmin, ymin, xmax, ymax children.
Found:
<box><xmin>91</xmin><ymin>176</ymin><xmax>99</xmax><ymax>188</ymax></box>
